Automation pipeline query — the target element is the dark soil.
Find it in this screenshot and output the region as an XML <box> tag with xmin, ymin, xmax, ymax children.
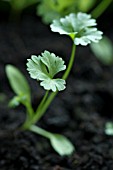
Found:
<box><xmin>0</xmin><ymin>9</ymin><xmax>113</xmax><ymax>170</ymax></box>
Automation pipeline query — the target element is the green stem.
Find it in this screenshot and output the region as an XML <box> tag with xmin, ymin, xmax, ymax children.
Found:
<box><xmin>30</xmin><ymin>43</ymin><xmax>76</xmax><ymax>125</ymax></box>
<box><xmin>21</xmin><ymin>102</ymin><xmax>34</xmax><ymax>129</ymax></box>
<box><xmin>22</xmin><ymin>92</ymin><xmax>49</xmax><ymax>129</ymax></box>
<box><xmin>25</xmin><ymin>101</ymin><xmax>34</xmax><ymax>117</ymax></box>
<box><xmin>32</xmin><ymin>91</ymin><xmax>57</xmax><ymax>123</ymax></box>
<box><xmin>29</xmin><ymin>124</ymin><xmax>52</xmax><ymax>139</ymax></box>
<box><xmin>91</xmin><ymin>0</ymin><xmax>112</xmax><ymax>19</ymax></box>
<box><xmin>35</xmin><ymin>90</ymin><xmax>49</xmax><ymax>116</ymax></box>
<box><xmin>26</xmin><ymin>102</ymin><xmax>34</xmax><ymax>117</ymax></box>
<box><xmin>63</xmin><ymin>44</ymin><xmax>76</xmax><ymax>80</ymax></box>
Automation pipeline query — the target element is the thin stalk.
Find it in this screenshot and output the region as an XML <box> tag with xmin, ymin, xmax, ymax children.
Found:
<box><xmin>91</xmin><ymin>0</ymin><xmax>112</xmax><ymax>19</ymax></box>
<box><xmin>26</xmin><ymin>102</ymin><xmax>34</xmax><ymax>117</ymax></box>
<box><xmin>63</xmin><ymin>44</ymin><xmax>76</xmax><ymax>80</ymax></box>
<box><xmin>21</xmin><ymin>102</ymin><xmax>34</xmax><ymax>129</ymax></box>
<box><xmin>30</xmin><ymin>43</ymin><xmax>76</xmax><ymax>125</ymax></box>
<box><xmin>29</xmin><ymin>124</ymin><xmax>52</xmax><ymax>139</ymax></box>
<box><xmin>20</xmin><ymin>95</ymin><xmax>34</xmax><ymax>128</ymax></box>
<box><xmin>22</xmin><ymin>91</ymin><xmax>49</xmax><ymax>129</ymax></box>
<box><xmin>32</xmin><ymin>91</ymin><xmax>57</xmax><ymax>123</ymax></box>
<box><xmin>35</xmin><ymin>91</ymin><xmax>49</xmax><ymax>116</ymax></box>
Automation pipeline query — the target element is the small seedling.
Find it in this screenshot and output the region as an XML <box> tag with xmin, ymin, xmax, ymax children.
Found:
<box><xmin>105</xmin><ymin>122</ymin><xmax>113</xmax><ymax>135</ymax></box>
<box><xmin>6</xmin><ymin>12</ymin><xmax>103</xmax><ymax>155</ymax></box>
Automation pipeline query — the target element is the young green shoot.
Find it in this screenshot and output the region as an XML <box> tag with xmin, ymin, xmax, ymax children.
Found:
<box><xmin>105</xmin><ymin>122</ymin><xmax>113</xmax><ymax>136</ymax></box>
<box><xmin>6</xmin><ymin>12</ymin><xmax>103</xmax><ymax>156</ymax></box>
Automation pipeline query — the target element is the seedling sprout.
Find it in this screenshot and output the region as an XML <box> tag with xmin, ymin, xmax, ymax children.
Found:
<box><xmin>6</xmin><ymin>12</ymin><xmax>103</xmax><ymax>155</ymax></box>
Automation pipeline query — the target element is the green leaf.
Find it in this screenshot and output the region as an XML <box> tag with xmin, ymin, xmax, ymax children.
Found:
<box><xmin>74</xmin><ymin>28</ymin><xmax>103</xmax><ymax>46</ymax></box>
<box><xmin>27</xmin><ymin>50</ymin><xmax>66</xmax><ymax>92</ymax></box>
<box><xmin>29</xmin><ymin>125</ymin><xmax>75</xmax><ymax>156</ymax></box>
<box><xmin>50</xmin><ymin>134</ymin><xmax>75</xmax><ymax>156</ymax></box>
<box><xmin>40</xmin><ymin>78</ymin><xmax>66</xmax><ymax>92</ymax></box>
<box><xmin>50</xmin><ymin>12</ymin><xmax>103</xmax><ymax>46</ymax></box>
<box><xmin>6</xmin><ymin>65</ymin><xmax>31</xmax><ymax>100</ymax></box>
<box><xmin>51</xmin><ymin>12</ymin><xmax>96</xmax><ymax>35</ymax></box>
<box><xmin>90</xmin><ymin>36</ymin><xmax>113</xmax><ymax>65</ymax></box>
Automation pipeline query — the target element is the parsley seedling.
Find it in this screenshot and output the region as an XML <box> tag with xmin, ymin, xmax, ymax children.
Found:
<box><xmin>6</xmin><ymin>12</ymin><xmax>103</xmax><ymax>156</ymax></box>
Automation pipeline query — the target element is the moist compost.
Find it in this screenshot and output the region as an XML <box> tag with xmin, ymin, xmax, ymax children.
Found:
<box><xmin>0</xmin><ymin>10</ymin><xmax>113</xmax><ymax>170</ymax></box>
